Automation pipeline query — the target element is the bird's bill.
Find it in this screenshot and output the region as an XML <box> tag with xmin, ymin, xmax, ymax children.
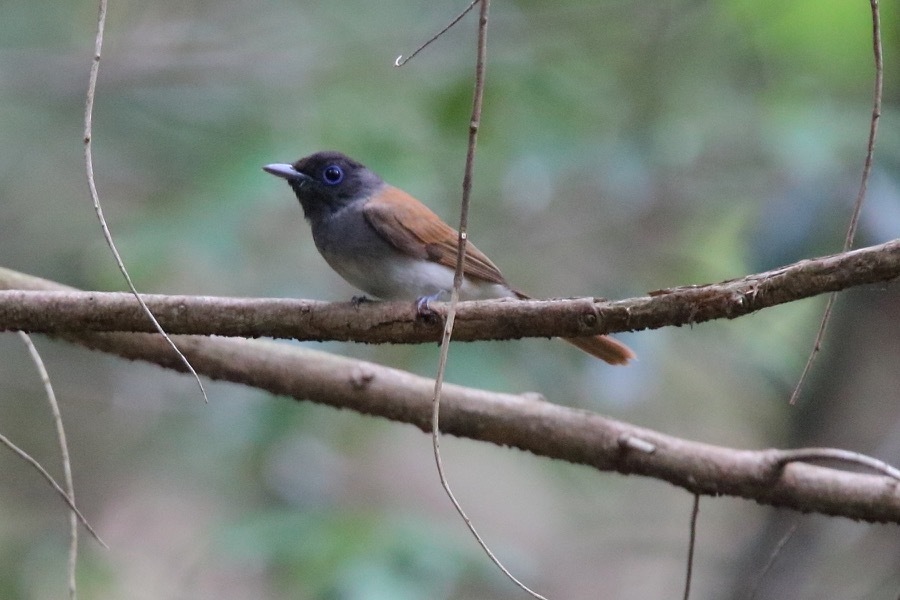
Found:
<box><xmin>263</xmin><ymin>163</ymin><xmax>308</xmax><ymax>181</ymax></box>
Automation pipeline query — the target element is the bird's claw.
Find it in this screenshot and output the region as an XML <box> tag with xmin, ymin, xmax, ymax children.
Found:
<box><xmin>350</xmin><ymin>295</ymin><xmax>372</xmax><ymax>307</ymax></box>
<box><xmin>415</xmin><ymin>291</ymin><xmax>447</xmax><ymax>322</ymax></box>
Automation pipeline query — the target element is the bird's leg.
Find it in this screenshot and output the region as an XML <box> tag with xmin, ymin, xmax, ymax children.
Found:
<box><xmin>415</xmin><ymin>290</ymin><xmax>449</xmax><ymax>321</ymax></box>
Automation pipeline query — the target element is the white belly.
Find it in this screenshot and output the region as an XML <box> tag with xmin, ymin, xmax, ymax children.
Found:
<box><xmin>324</xmin><ymin>252</ymin><xmax>514</xmax><ymax>301</ymax></box>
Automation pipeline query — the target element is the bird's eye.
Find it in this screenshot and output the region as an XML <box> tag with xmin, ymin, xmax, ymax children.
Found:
<box><xmin>322</xmin><ymin>165</ymin><xmax>344</xmax><ymax>185</ymax></box>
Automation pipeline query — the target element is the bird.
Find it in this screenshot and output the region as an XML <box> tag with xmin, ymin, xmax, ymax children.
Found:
<box><xmin>263</xmin><ymin>151</ymin><xmax>635</xmax><ymax>365</ymax></box>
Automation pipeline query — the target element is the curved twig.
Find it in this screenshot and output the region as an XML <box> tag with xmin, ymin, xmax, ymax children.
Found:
<box><xmin>83</xmin><ymin>0</ymin><xmax>207</xmax><ymax>403</ymax></box>
<box><xmin>429</xmin><ymin>2</ymin><xmax>548</xmax><ymax>598</ymax></box>
<box><xmin>18</xmin><ymin>332</ymin><xmax>80</xmax><ymax>597</ymax></box>
<box><xmin>789</xmin><ymin>0</ymin><xmax>883</xmax><ymax>405</ymax></box>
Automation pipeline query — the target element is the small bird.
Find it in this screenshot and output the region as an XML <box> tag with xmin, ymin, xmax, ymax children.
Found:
<box><xmin>264</xmin><ymin>151</ymin><xmax>635</xmax><ymax>365</ymax></box>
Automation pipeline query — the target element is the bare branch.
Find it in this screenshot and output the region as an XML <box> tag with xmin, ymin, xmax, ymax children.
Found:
<box><xmin>1</xmin><ymin>239</ymin><xmax>898</xmax><ymax>342</ymax></box>
<box><xmin>1</xmin><ymin>271</ymin><xmax>899</xmax><ymax>523</ymax></box>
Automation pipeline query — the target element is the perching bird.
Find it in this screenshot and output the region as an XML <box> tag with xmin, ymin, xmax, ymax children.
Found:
<box><xmin>264</xmin><ymin>151</ymin><xmax>634</xmax><ymax>365</ymax></box>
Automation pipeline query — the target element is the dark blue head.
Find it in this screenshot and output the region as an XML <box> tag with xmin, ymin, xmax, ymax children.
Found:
<box><xmin>264</xmin><ymin>151</ymin><xmax>383</xmax><ymax>221</ymax></box>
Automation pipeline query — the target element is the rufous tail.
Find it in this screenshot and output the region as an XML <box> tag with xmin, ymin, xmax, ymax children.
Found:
<box><xmin>562</xmin><ymin>335</ymin><xmax>635</xmax><ymax>365</ymax></box>
<box><xmin>509</xmin><ymin>288</ymin><xmax>637</xmax><ymax>365</ymax></box>
<box><xmin>510</xmin><ymin>289</ymin><xmax>635</xmax><ymax>365</ymax></box>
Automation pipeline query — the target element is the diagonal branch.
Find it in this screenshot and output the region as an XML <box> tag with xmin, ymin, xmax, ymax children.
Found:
<box><xmin>1</xmin><ymin>238</ymin><xmax>898</xmax><ymax>342</ymax></box>
<box><xmin>0</xmin><ymin>269</ymin><xmax>899</xmax><ymax>523</ymax></box>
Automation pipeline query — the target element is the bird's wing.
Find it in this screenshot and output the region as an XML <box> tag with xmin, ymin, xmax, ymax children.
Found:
<box><xmin>363</xmin><ymin>186</ymin><xmax>508</xmax><ymax>285</ymax></box>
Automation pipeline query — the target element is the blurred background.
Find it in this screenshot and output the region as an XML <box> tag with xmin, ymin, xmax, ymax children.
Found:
<box><xmin>1</xmin><ymin>0</ymin><xmax>899</xmax><ymax>598</ymax></box>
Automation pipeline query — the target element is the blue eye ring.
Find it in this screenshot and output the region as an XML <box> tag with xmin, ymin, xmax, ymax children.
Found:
<box><xmin>322</xmin><ymin>165</ymin><xmax>344</xmax><ymax>185</ymax></box>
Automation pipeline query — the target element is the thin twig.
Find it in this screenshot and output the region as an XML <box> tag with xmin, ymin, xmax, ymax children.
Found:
<box><xmin>18</xmin><ymin>333</ymin><xmax>79</xmax><ymax>598</ymax></box>
<box><xmin>682</xmin><ymin>495</ymin><xmax>700</xmax><ymax>600</ymax></box>
<box><xmin>428</xmin><ymin>1</ymin><xmax>547</xmax><ymax>598</ymax></box>
<box><xmin>789</xmin><ymin>0</ymin><xmax>883</xmax><ymax>405</ymax></box>
<box><xmin>394</xmin><ymin>0</ymin><xmax>479</xmax><ymax>67</ymax></box>
<box><xmin>774</xmin><ymin>447</ymin><xmax>900</xmax><ymax>481</ymax></box>
<box><xmin>746</xmin><ymin>522</ymin><xmax>798</xmax><ymax>600</ymax></box>
<box><xmin>83</xmin><ymin>0</ymin><xmax>207</xmax><ymax>403</ymax></box>
<box><xmin>0</xmin><ymin>431</ymin><xmax>106</xmax><ymax>548</ymax></box>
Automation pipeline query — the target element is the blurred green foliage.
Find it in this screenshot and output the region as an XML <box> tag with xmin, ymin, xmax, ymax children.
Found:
<box><xmin>1</xmin><ymin>0</ymin><xmax>899</xmax><ymax>598</ymax></box>
<box><xmin>217</xmin><ymin>511</ymin><xmax>493</xmax><ymax>599</ymax></box>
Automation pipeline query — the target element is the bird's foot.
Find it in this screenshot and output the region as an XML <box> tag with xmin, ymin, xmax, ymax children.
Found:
<box><xmin>415</xmin><ymin>290</ymin><xmax>448</xmax><ymax>322</ymax></box>
<box><xmin>350</xmin><ymin>295</ymin><xmax>373</xmax><ymax>307</ymax></box>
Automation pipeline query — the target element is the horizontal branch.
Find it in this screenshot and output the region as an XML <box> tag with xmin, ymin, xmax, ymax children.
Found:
<box><xmin>1</xmin><ymin>238</ymin><xmax>898</xmax><ymax>342</ymax></box>
<box><xmin>2</xmin><ymin>268</ymin><xmax>899</xmax><ymax>522</ymax></box>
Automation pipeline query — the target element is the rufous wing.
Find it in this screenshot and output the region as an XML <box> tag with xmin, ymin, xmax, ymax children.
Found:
<box><xmin>363</xmin><ymin>186</ymin><xmax>508</xmax><ymax>285</ymax></box>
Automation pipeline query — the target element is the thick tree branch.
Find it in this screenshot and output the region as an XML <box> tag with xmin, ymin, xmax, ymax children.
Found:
<box><xmin>1</xmin><ymin>268</ymin><xmax>899</xmax><ymax>523</ymax></box>
<box><xmin>0</xmin><ymin>239</ymin><xmax>898</xmax><ymax>342</ymax></box>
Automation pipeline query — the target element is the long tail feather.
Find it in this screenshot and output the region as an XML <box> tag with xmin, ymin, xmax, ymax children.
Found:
<box><xmin>562</xmin><ymin>335</ymin><xmax>635</xmax><ymax>365</ymax></box>
<box><xmin>511</xmin><ymin>290</ymin><xmax>635</xmax><ymax>365</ymax></box>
